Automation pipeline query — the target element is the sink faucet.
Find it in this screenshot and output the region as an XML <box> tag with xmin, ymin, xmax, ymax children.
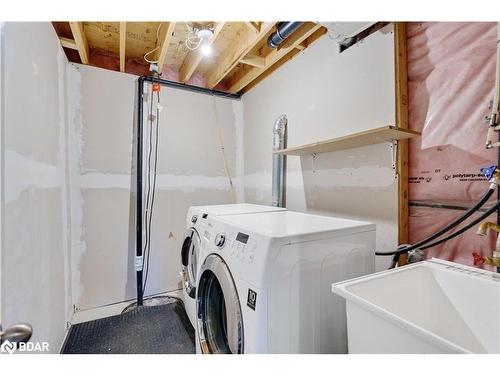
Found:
<box><xmin>475</xmin><ymin>222</ymin><xmax>500</xmax><ymax>271</ymax></box>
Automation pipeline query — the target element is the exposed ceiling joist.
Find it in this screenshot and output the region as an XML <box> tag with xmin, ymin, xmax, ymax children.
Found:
<box><xmin>227</xmin><ymin>23</ymin><xmax>323</xmax><ymax>93</ymax></box>
<box><xmin>240</xmin><ymin>54</ymin><xmax>266</xmax><ymax>68</ymax></box>
<box><xmin>156</xmin><ymin>22</ymin><xmax>177</xmax><ymax>71</ymax></box>
<box><xmin>69</xmin><ymin>22</ymin><xmax>89</xmax><ymax>64</ymax></box>
<box><xmin>179</xmin><ymin>22</ymin><xmax>225</xmax><ymax>83</ymax></box>
<box><xmin>54</xmin><ymin>21</ymin><xmax>327</xmax><ymax>94</ymax></box>
<box><xmin>119</xmin><ymin>22</ymin><xmax>126</xmax><ymax>72</ymax></box>
<box><xmin>245</xmin><ymin>22</ymin><xmax>261</xmax><ymax>32</ymax></box>
<box><xmin>59</xmin><ymin>37</ymin><xmax>77</xmax><ymax>50</ymax></box>
<box><xmin>205</xmin><ymin>22</ymin><xmax>276</xmax><ymax>89</ymax></box>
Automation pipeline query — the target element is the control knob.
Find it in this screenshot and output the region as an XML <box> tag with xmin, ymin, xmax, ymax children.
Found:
<box><xmin>215</xmin><ymin>233</ymin><xmax>226</xmax><ymax>248</ymax></box>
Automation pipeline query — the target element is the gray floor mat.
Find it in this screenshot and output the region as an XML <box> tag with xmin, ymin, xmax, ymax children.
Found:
<box><xmin>61</xmin><ymin>302</ymin><xmax>195</xmax><ymax>354</ymax></box>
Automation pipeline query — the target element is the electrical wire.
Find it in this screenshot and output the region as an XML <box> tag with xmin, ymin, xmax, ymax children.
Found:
<box><xmin>375</xmin><ymin>186</ymin><xmax>496</xmax><ymax>256</ymax></box>
<box><xmin>212</xmin><ymin>95</ymin><xmax>236</xmax><ymax>203</ymax></box>
<box><xmin>140</xmin><ymin>79</ymin><xmax>161</xmax><ymax>298</ymax></box>
<box><xmin>141</xmin><ymin>83</ymin><xmax>155</xmax><ymax>274</ymax></box>
<box><xmin>143</xmin><ymin>22</ymin><xmax>164</xmax><ymax>64</ymax></box>
<box><xmin>184</xmin><ymin>22</ymin><xmax>203</xmax><ymax>51</ymax></box>
<box><xmin>143</xmin><ymin>90</ymin><xmax>160</xmax><ymax>292</ymax></box>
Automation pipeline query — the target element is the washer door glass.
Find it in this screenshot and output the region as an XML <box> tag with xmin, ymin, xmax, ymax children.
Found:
<box><xmin>181</xmin><ymin>228</ymin><xmax>200</xmax><ymax>298</ymax></box>
<box><xmin>197</xmin><ymin>254</ymin><xmax>244</xmax><ymax>354</ymax></box>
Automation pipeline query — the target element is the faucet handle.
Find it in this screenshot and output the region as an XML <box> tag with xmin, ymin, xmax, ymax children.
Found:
<box><xmin>480</xmin><ymin>165</ymin><xmax>498</xmax><ymax>180</ymax></box>
<box><xmin>472</xmin><ymin>252</ymin><xmax>485</xmax><ymax>266</ymax></box>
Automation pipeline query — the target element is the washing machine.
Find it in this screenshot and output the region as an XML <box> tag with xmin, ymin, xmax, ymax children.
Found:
<box><xmin>180</xmin><ymin>204</ymin><xmax>286</xmax><ymax>329</ymax></box>
<box><xmin>195</xmin><ymin>210</ymin><xmax>376</xmax><ymax>354</ymax></box>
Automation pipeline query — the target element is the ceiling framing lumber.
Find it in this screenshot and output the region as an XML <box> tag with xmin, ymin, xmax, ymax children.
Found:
<box><xmin>240</xmin><ymin>54</ymin><xmax>266</xmax><ymax>68</ymax></box>
<box><xmin>54</xmin><ymin>21</ymin><xmax>327</xmax><ymax>94</ymax></box>
<box><xmin>69</xmin><ymin>22</ymin><xmax>89</xmax><ymax>64</ymax></box>
<box><xmin>179</xmin><ymin>22</ymin><xmax>225</xmax><ymax>83</ymax></box>
<box><xmin>119</xmin><ymin>22</ymin><xmax>126</xmax><ymax>72</ymax></box>
<box><xmin>59</xmin><ymin>37</ymin><xmax>77</xmax><ymax>50</ymax></box>
<box><xmin>227</xmin><ymin>23</ymin><xmax>323</xmax><ymax>93</ymax></box>
<box><xmin>156</xmin><ymin>22</ymin><xmax>177</xmax><ymax>71</ymax></box>
<box><xmin>245</xmin><ymin>22</ymin><xmax>261</xmax><ymax>32</ymax></box>
<box><xmin>205</xmin><ymin>22</ymin><xmax>276</xmax><ymax>89</ymax></box>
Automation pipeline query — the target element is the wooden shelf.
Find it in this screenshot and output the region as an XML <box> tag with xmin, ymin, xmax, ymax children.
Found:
<box><xmin>273</xmin><ymin>125</ymin><xmax>420</xmax><ymax>156</ymax></box>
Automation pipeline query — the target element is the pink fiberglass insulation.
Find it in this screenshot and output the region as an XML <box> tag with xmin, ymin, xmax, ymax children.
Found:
<box><xmin>88</xmin><ymin>50</ymin><xmax>208</xmax><ymax>87</ymax></box>
<box><xmin>407</xmin><ymin>22</ymin><xmax>498</xmax><ymax>268</ymax></box>
<box><xmin>409</xmin><ymin>207</ymin><xmax>497</xmax><ymax>270</ymax></box>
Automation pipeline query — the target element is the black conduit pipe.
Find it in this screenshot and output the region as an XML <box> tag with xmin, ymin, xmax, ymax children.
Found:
<box><xmin>376</xmin><ymin>186</ymin><xmax>496</xmax><ymax>256</ymax></box>
<box><xmin>135</xmin><ymin>76</ymin><xmax>241</xmax><ymax>306</ymax></box>
<box><xmin>267</xmin><ymin>22</ymin><xmax>303</xmax><ymax>48</ymax></box>
<box><xmin>140</xmin><ymin>75</ymin><xmax>240</xmax><ymax>99</ymax></box>
<box><xmin>136</xmin><ymin>76</ymin><xmax>145</xmax><ymax>306</ymax></box>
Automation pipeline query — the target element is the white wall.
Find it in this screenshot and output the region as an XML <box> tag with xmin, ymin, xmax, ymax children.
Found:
<box><xmin>67</xmin><ymin>64</ymin><xmax>243</xmax><ymax>311</ymax></box>
<box><xmin>242</xmin><ymin>25</ymin><xmax>397</xmax><ymax>271</ymax></box>
<box><xmin>0</xmin><ymin>22</ymin><xmax>72</xmax><ymax>352</ymax></box>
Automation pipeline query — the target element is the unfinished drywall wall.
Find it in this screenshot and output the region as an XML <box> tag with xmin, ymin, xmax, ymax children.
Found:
<box><xmin>242</xmin><ymin>24</ymin><xmax>396</xmax><ymax>271</ymax></box>
<box><xmin>0</xmin><ymin>22</ymin><xmax>72</xmax><ymax>353</ymax></box>
<box><xmin>67</xmin><ymin>64</ymin><xmax>242</xmax><ymax>311</ymax></box>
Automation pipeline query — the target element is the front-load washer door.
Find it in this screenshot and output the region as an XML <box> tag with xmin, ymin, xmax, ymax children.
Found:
<box><xmin>197</xmin><ymin>254</ymin><xmax>244</xmax><ymax>354</ymax></box>
<box><xmin>181</xmin><ymin>228</ymin><xmax>201</xmax><ymax>298</ymax></box>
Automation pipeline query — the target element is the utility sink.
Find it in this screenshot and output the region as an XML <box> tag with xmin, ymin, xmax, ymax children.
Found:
<box><xmin>332</xmin><ymin>259</ymin><xmax>500</xmax><ymax>353</ymax></box>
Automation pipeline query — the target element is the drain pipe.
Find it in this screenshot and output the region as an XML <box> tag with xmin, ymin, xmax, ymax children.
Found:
<box><xmin>267</xmin><ymin>22</ymin><xmax>303</xmax><ymax>48</ymax></box>
<box><xmin>272</xmin><ymin>115</ymin><xmax>287</xmax><ymax>207</ymax></box>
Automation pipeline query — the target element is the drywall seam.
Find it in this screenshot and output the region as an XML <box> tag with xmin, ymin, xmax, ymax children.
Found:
<box><xmin>232</xmin><ymin>100</ymin><xmax>245</xmax><ymax>203</ymax></box>
<box><xmin>57</xmin><ymin>45</ymin><xmax>73</xmax><ymax>327</ymax></box>
<box><xmin>3</xmin><ymin>150</ymin><xmax>64</xmax><ymax>203</ymax></box>
<box><xmin>78</xmin><ymin>173</ymin><xmax>234</xmax><ymax>191</ymax></box>
<box><xmin>66</xmin><ymin>64</ymin><xmax>85</xmax><ymax>310</ymax></box>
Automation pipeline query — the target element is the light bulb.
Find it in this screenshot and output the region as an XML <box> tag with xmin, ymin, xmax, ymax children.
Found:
<box><xmin>197</xmin><ymin>28</ymin><xmax>213</xmax><ymax>42</ymax></box>
<box><xmin>201</xmin><ymin>44</ymin><xmax>212</xmax><ymax>56</ymax></box>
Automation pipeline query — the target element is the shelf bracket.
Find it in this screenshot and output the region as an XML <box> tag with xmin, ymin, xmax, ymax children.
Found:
<box><xmin>390</xmin><ymin>140</ymin><xmax>398</xmax><ymax>176</ymax></box>
<box><xmin>311</xmin><ymin>153</ymin><xmax>317</xmax><ymax>173</ymax></box>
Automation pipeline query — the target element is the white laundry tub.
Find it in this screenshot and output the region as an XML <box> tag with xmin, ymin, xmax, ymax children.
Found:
<box><xmin>332</xmin><ymin>258</ymin><xmax>500</xmax><ymax>353</ymax></box>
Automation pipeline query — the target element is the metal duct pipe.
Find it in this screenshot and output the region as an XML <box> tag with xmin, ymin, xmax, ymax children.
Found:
<box><xmin>267</xmin><ymin>22</ymin><xmax>303</xmax><ymax>48</ymax></box>
<box><xmin>272</xmin><ymin>114</ymin><xmax>287</xmax><ymax>207</ymax></box>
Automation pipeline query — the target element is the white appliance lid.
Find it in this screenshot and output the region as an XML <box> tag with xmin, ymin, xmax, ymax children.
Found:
<box><xmin>191</xmin><ymin>203</ymin><xmax>286</xmax><ymax>216</ymax></box>
<box><xmin>216</xmin><ymin>210</ymin><xmax>374</xmax><ymax>238</ymax></box>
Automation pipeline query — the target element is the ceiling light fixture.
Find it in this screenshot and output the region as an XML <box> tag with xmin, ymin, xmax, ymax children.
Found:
<box><xmin>184</xmin><ymin>22</ymin><xmax>215</xmax><ymax>54</ymax></box>
<box><xmin>197</xmin><ymin>28</ymin><xmax>213</xmax><ymax>43</ymax></box>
